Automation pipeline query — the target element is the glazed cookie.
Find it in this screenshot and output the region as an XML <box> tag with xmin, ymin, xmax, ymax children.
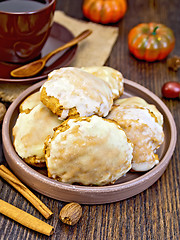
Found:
<box><xmin>114</xmin><ymin>97</ymin><xmax>163</xmax><ymax>126</ymax></box>
<box><xmin>40</xmin><ymin>67</ymin><xmax>114</xmax><ymax>119</ymax></box>
<box><xmin>107</xmin><ymin>105</ymin><xmax>164</xmax><ymax>171</ymax></box>
<box><xmin>81</xmin><ymin>66</ymin><xmax>124</xmax><ymax>99</ymax></box>
<box><xmin>20</xmin><ymin>91</ymin><xmax>41</xmax><ymax>113</ymax></box>
<box><xmin>44</xmin><ymin>115</ymin><xmax>133</xmax><ymax>186</ymax></box>
<box><xmin>13</xmin><ymin>102</ymin><xmax>62</xmax><ymax>167</ymax></box>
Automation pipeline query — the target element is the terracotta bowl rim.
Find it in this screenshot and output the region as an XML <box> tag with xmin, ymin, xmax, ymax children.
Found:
<box><xmin>2</xmin><ymin>79</ymin><xmax>177</xmax><ymax>194</ymax></box>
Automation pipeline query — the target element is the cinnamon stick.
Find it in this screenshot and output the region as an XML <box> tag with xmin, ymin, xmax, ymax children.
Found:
<box><xmin>0</xmin><ymin>165</ymin><xmax>53</xmax><ymax>219</ymax></box>
<box><xmin>0</xmin><ymin>199</ymin><xmax>54</xmax><ymax>236</ymax></box>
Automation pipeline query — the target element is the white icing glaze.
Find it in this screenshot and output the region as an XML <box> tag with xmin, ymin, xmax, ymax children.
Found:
<box><xmin>20</xmin><ymin>91</ymin><xmax>40</xmax><ymax>112</ymax></box>
<box><xmin>132</xmin><ymin>159</ymin><xmax>159</xmax><ymax>172</ymax></box>
<box><xmin>81</xmin><ymin>66</ymin><xmax>124</xmax><ymax>99</ymax></box>
<box><xmin>41</xmin><ymin>67</ymin><xmax>113</xmax><ymax>118</ymax></box>
<box><xmin>108</xmin><ymin>106</ymin><xmax>164</xmax><ymax>144</ymax></box>
<box><xmin>58</xmin><ymin>109</ymin><xmax>69</xmax><ymax>120</ymax></box>
<box><xmin>13</xmin><ymin>103</ymin><xmax>62</xmax><ymax>159</ymax></box>
<box><xmin>107</xmin><ymin>105</ymin><xmax>164</xmax><ymax>172</ymax></box>
<box><xmin>46</xmin><ymin>115</ymin><xmax>133</xmax><ymax>185</ymax></box>
<box><xmin>115</xmin><ymin>97</ymin><xmax>164</xmax><ymax>126</ymax></box>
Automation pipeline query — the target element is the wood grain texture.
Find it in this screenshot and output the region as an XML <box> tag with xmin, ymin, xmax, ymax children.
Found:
<box><xmin>0</xmin><ymin>0</ymin><xmax>179</xmax><ymax>239</ymax></box>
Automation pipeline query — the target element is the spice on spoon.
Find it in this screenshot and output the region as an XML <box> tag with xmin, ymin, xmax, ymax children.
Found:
<box><xmin>59</xmin><ymin>202</ymin><xmax>82</xmax><ymax>225</ymax></box>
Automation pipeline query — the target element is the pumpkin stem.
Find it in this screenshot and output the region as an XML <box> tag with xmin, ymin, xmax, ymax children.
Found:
<box><xmin>152</xmin><ymin>26</ymin><xmax>159</xmax><ymax>35</ymax></box>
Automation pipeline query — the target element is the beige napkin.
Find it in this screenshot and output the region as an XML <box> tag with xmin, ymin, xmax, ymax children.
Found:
<box><xmin>0</xmin><ymin>10</ymin><xmax>119</xmax><ymax>102</ymax></box>
<box><xmin>55</xmin><ymin>11</ymin><xmax>119</xmax><ymax>67</ymax></box>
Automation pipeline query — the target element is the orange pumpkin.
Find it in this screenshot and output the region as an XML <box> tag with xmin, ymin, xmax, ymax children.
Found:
<box><xmin>128</xmin><ymin>23</ymin><xmax>175</xmax><ymax>62</ymax></box>
<box><xmin>82</xmin><ymin>0</ymin><xmax>127</xmax><ymax>24</ymax></box>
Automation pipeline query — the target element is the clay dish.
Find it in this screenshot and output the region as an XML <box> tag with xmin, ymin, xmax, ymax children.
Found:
<box><xmin>2</xmin><ymin>79</ymin><xmax>177</xmax><ymax>204</ymax></box>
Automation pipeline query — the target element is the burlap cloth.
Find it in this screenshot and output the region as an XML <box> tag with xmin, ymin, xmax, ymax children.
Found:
<box><xmin>0</xmin><ymin>11</ymin><xmax>118</xmax><ymax>102</ymax></box>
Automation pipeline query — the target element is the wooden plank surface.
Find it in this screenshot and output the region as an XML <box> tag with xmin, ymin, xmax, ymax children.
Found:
<box><xmin>0</xmin><ymin>0</ymin><xmax>179</xmax><ymax>239</ymax></box>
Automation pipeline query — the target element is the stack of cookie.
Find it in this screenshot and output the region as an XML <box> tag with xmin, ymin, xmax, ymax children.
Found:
<box><xmin>12</xmin><ymin>66</ymin><xmax>164</xmax><ymax>186</ymax></box>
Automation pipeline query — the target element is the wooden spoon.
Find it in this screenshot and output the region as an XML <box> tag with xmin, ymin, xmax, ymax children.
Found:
<box><xmin>10</xmin><ymin>29</ymin><xmax>92</xmax><ymax>78</ymax></box>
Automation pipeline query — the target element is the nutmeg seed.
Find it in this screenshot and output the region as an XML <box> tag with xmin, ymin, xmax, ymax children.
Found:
<box><xmin>0</xmin><ymin>103</ymin><xmax>6</xmax><ymax>124</ymax></box>
<box><xmin>59</xmin><ymin>202</ymin><xmax>82</xmax><ymax>225</ymax></box>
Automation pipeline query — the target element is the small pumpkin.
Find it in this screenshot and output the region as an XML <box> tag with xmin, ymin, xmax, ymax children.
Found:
<box><xmin>128</xmin><ymin>23</ymin><xmax>175</xmax><ymax>62</ymax></box>
<box><xmin>82</xmin><ymin>0</ymin><xmax>127</xmax><ymax>24</ymax></box>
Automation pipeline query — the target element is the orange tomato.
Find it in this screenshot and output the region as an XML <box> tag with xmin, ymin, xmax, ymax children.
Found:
<box><xmin>82</xmin><ymin>0</ymin><xmax>127</xmax><ymax>24</ymax></box>
<box><xmin>128</xmin><ymin>23</ymin><xmax>175</xmax><ymax>62</ymax></box>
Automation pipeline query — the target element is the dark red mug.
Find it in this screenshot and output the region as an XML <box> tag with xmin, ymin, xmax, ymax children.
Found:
<box><xmin>0</xmin><ymin>0</ymin><xmax>56</xmax><ymax>63</ymax></box>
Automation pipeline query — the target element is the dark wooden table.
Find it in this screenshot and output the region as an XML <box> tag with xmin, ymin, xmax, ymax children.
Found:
<box><xmin>0</xmin><ymin>0</ymin><xmax>180</xmax><ymax>239</ymax></box>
